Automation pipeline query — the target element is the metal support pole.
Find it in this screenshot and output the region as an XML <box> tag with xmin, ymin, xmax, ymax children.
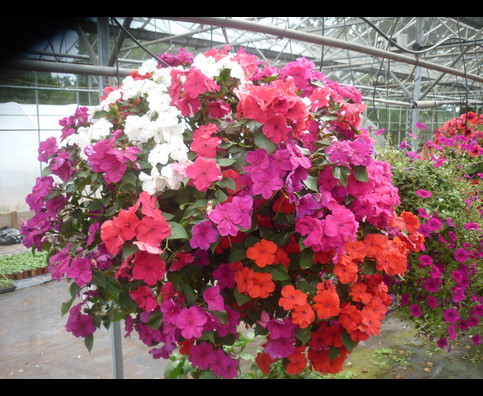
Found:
<box><xmin>97</xmin><ymin>17</ymin><xmax>125</xmax><ymax>379</ymax></box>
<box><xmin>410</xmin><ymin>17</ymin><xmax>424</xmax><ymax>150</ymax></box>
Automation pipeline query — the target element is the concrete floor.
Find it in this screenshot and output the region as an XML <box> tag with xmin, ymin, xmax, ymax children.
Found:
<box><xmin>0</xmin><ymin>276</ymin><xmax>168</xmax><ymax>379</ymax></box>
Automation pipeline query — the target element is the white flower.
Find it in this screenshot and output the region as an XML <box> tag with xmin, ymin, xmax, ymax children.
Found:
<box><xmin>139</xmin><ymin>163</ymin><xmax>186</xmax><ymax>194</ymax></box>
<box><xmin>148</xmin><ymin>143</ymin><xmax>171</xmax><ymax>166</ymax></box>
<box><xmin>124</xmin><ymin>114</ymin><xmax>157</xmax><ymax>143</ymax></box>
<box><xmin>88</xmin><ymin>118</ymin><xmax>113</xmax><ymax>140</ymax></box>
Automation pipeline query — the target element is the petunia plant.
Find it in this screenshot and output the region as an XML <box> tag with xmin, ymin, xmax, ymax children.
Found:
<box><xmin>378</xmin><ymin>116</ymin><xmax>482</xmax><ymax>351</ymax></box>
<box><xmin>21</xmin><ymin>46</ymin><xmax>423</xmax><ymax>378</ymax></box>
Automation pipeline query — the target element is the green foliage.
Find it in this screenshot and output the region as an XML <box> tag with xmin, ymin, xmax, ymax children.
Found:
<box><xmin>0</xmin><ymin>250</ymin><xmax>48</xmax><ymax>276</ymax></box>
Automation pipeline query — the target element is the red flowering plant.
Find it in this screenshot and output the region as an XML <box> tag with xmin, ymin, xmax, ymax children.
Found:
<box><xmin>21</xmin><ymin>46</ymin><xmax>422</xmax><ymax>378</ymax></box>
<box><xmin>378</xmin><ymin>117</ymin><xmax>482</xmax><ymax>351</ymax></box>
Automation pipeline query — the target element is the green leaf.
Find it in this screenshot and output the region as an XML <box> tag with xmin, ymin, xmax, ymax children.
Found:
<box><xmin>299</xmin><ymin>249</ymin><xmax>314</xmax><ymax>270</ymax></box>
<box><xmin>61</xmin><ymin>298</ymin><xmax>74</xmax><ymax>316</ymax></box>
<box><xmin>84</xmin><ymin>334</ymin><xmax>94</xmax><ymax>352</ymax></box>
<box><xmin>341</xmin><ymin>330</ymin><xmax>357</xmax><ymax>351</ymax></box>
<box><xmin>303</xmin><ymin>175</ymin><xmax>319</xmax><ymax>192</ymax></box>
<box><xmin>353</xmin><ymin>165</ymin><xmax>369</xmax><ymax>183</ymax></box>
<box><xmin>329</xmin><ymin>346</ymin><xmax>340</xmax><ymax>361</ymax></box>
<box><xmin>254</xmin><ymin>130</ymin><xmax>277</xmax><ymax>154</ymax></box>
<box><xmin>332</xmin><ymin>165</ymin><xmax>351</xmax><ymax>187</ymax></box>
<box><xmin>217</xmin><ymin>157</ymin><xmax>237</xmax><ymax>167</ymax></box>
<box><xmin>118</xmin><ymin>291</ymin><xmax>138</xmax><ymax>312</ymax></box>
<box><xmin>296</xmin><ymin>326</ymin><xmax>312</xmax><ymax>345</ymax></box>
<box><xmin>219</xmin><ymin>177</ymin><xmax>237</xmax><ymax>191</ymax></box>
<box><xmin>234</xmin><ymin>288</ymin><xmax>251</xmax><ymax>306</ymax></box>
<box><xmin>167</xmin><ymin>222</ymin><xmax>189</xmax><ymax>240</ymax></box>
<box><xmin>229</xmin><ymin>243</ymin><xmax>246</xmax><ymax>262</ymax></box>
<box><xmin>266</xmin><ymin>264</ymin><xmax>289</xmax><ymax>281</ymax></box>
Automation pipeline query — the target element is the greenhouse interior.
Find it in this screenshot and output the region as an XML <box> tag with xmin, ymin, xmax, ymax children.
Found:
<box><xmin>0</xmin><ymin>17</ymin><xmax>481</xmax><ymax>379</ymax></box>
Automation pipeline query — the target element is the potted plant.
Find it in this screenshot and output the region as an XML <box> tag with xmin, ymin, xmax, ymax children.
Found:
<box><xmin>0</xmin><ymin>277</ymin><xmax>16</xmax><ymax>294</ymax></box>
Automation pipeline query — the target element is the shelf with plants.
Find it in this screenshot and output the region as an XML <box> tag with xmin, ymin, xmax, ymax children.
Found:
<box><xmin>0</xmin><ymin>250</ymin><xmax>49</xmax><ymax>281</ymax></box>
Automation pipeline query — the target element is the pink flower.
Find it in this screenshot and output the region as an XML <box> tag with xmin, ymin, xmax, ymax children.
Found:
<box><xmin>186</xmin><ymin>157</ymin><xmax>222</xmax><ymax>192</ymax></box>
<box><xmin>212</xmin><ymin>263</ymin><xmax>235</xmax><ymax>289</ymax></box>
<box><xmin>66</xmin><ymin>304</ymin><xmax>96</xmax><ymax>338</ymax></box>
<box><xmin>176</xmin><ymin>306</ymin><xmax>208</xmax><ymax>339</ymax></box>
<box><xmin>416</xmin><ymin>189</ymin><xmax>432</xmax><ymax>198</ymax></box>
<box><xmin>418</xmin><ymin>255</ymin><xmax>433</xmax><ymax>266</ymax></box>
<box><xmin>38</xmin><ymin>137</ymin><xmax>58</xmax><ymax>162</ymax></box>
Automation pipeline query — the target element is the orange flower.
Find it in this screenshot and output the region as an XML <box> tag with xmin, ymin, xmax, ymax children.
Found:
<box><xmin>343</xmin><ymin>239</ymin><xmax>366</xmax><ymax>261</ymax></box>
<box><xmin>349</xmin><ymin>282</ymin><xmax>373</xmax><ymax>304</ymax></box>
<box><xmin>291</xmin><ymin>302</ymin><xmax>315</xmax><ymax>328</ymax></box>
<box><xmin>313</xmin><ymin>287</ymin><xmax>340</xmax><ymax>320</ymax></box>
<box><xmin>247</xmin><ymin>271</ymin><xmax>275</xmax><ymax>299</ymax></box>
<box><xmin>234</xmin><ymin>266</ymin><xmax>254</xmax><ymax>294</ymax></box>
<box><xmin>279</xmin><ymin>284</ymin><xmax>307</xmax><ymax>311</ymax></box>
<box><xmin>246</xmin><ymin>239</ymin><xmax>278</xmax><ymax>267</ymax></box>
<box><xmin>362</xmin><ymin>233</ymin><xmax>387</xmax><ymax>257</ymax></box>
<box><xmin>334</xmin><ymin>255</ymin><xmax>359</xmax><ymax>284</ymax></box>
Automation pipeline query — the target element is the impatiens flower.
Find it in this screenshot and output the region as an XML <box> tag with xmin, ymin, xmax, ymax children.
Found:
<box><xmin>291</xmin><ymin>303</ymin><xmax>315</xmax><ymax>328</ymax></box>
<box><xmin>176</xmin><ymin>306</ymin><xmax>208</xmax><ymax>339</ymax></box>
<box><xmin>190</xmin><ymin>220</ymin><xmax>219</xmax><ymax>250</ymax></box>
<box><xmin>188</xmin><ymin>342</ymin><xmax>217</xmax><ymax>371</ymax></box>
<box><xmin>66</xmin><ymin>304</ymin><xmax>96</xmax><ymax>338</ymax></box>
<box><xmin>247</xmin><ymin>272</ymin><xmax>275</xmax><ymax>299</ymax></box>
<box><xmin>246</xmin><ymin>239</ymin><xmax>278</xmax><ymax>267</ymax></box>
<box><xmin>313</xmin><ymin>287</ymin><xmax>340</xmax><ymax>320</ymax></box>
<box><xmin>129</xmin><ymin>286</ymin><xmax>159</xmax><ymax>312</ymax></box>
<box><xmin>66</xmin><ymin>257</ymin><xmax>93</xmax><ymax>287</ymax></box>
<box><xmin>250</xmin><ymin>168</ymin><xmax>284</xmax><ymax>199</ymax></box>
<box><xmin>203</xmin><ymin>285</ymin><xmax>224</xmax><ymax>311</ymax></box>
<box><xmin>136</xmin><ymin>215</ymin><xmax>171</xmax><ymax>248</ymax></box>
<box><xmin>131</xmin><ymin>251</ymin><xmax>166</xmax><ymax>286</ymax></box>
<box><xmin>185</xmin><ymin>157</ymin><xmax>222</xmax><ymax>191</ymax></box>
<box><xmin>418</xmin><ymin>255</ymin><xmax>433</xmax><ymax>266</ymax></box>
<box><xmin>100</xmin><ymin>219</ymin><xmax>124</xmax><ymax>256</ymax></box>
<box><xmin>208</xmin><ymin>202</ymin><xmax>242</xmax><ymax>236</ymax></box>
<box><xmin>279</xmin><ymin>285</ymin><xmax>307</xmax><ymax>311</ymax></box>
<box><xmin>416</xmin><ymin>189</ymin><xmax>432</xmax><ymax>198</ymax></box>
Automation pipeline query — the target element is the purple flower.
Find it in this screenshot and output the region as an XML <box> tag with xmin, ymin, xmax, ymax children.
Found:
<box><xmin>244</xmin><ymin>148</ymin><xmax>270</xmax><ymax>172</ymax></box>
<box><xmin>190</xmin><ymin>220</ymin><xmax>219</xmax><ymax>250</ymax></box>
<box><xmin>264</xmin><ymin>336</ymin><xmax>296</xmax><ymax>359</ymax></box>
<box><xmin>443</xmin><ymin>308</ymin><xmax>460</xmax><ymax>323</ymax></box>
<box><xmin>452</xmin><ymin>287</ymin><xmax>466</xmax><ymax>303</ymax></box>
<box><xmin>176</xmin><ymin>306</ymin><xmax>208</xmax><ymax>339</ymax></box>
<box><xmin>427</xmin><ymin>296</ymin><xmax>438</xmax><ymax>309</ymax></box>
<box><xmin>230</xmin><ymin>195</ymin><xmax>253</xmax><ymax>229</ymax></box>
<box><xmin>471</xmin><ymin>335</ymin><xmax>482</xmax><ymax>346</ymax></box>
<box><xmin>454</xmin><ymin>248</ymin><xmax>470</xmax><ymax>263</ymax></box>
<box><xmin>48</xmin><ymin>245</ymin><xmax>72</xmax><ymax>281</ymax></box>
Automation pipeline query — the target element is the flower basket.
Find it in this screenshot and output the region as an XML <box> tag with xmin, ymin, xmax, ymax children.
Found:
<box><xmin>21</xmin><ymin>47</ymin><xmax>423</xmax><ymax>378</ymax></box>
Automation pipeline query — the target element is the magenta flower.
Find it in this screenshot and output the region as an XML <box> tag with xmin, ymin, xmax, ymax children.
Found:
<box><xmin>250</xmin><ymin>168</ymin><xmax>284</xmax><ymax>199</ymax></box>
<box><xmin>443</xmin><ymin>308</ymin><xmax>460</xmax><ymax>323</ymax></box>
<box><xmin>454</xmin><ymin>248</ymin><xmax>470</xmax><ymax>263</ymax></box>
<box><xmin>210</xmin><ymin>349</ymin><xmax>239</xmax><ymax>379</ymax></box>
<box><xmin>203</xmin><ymin>285</ymin><xmax>224</xmax><ymax>311</ymax></box>
<box><xmin>66</xmin><ymin>257</ymin><xmax>93</xmax><ymax>287</ymax></box>
<box><xmin>464</xmin><ymin>222</ymin><xmax>480</xmax><ymax>230</ymax></box>
<box><xmin>176</xmin><ymin>306</ymin><xmax>208</xmax><ymax>339</ymax></box>
<box><xmin>130</xmin><ymin>286</ymin><xmax>159</xmax><ymax>312</ymax></box>
<box><xmin>230</xmin><ymin>195</ymin><xmax>253</xmax><ymax>229</ymax></box>
<box><xmin>427</xmin><ymin>296</ymin><xmax>438</xmax><ymax>309</ymax></box>
<box><xmin>212</xmin><ymin>263</ymin><xmax>235</xmax><ymax>289</ymax></box>
<box><xmin>190</xmin><ymin>220</ymin><xmax>219</xmax><ymax>250</ymax></box>
<box><xmin>418</xmin><ymin>255</ymin><xmax>433</xmax><ymax>266</ymax></box>
<box><xmin>437</xmin><ymin>337</ymin><xmax>448</xmax><ymax>349</ymax></box>
<box><xmin>423</xmin><ymin>277</ymin><xmax>441</xmax><ymax>293</ymax></box>
<box><xmin>416</xmin><ymin>189</ymin><xmax>432</xmax><ymax>198</ymax></box>
<box><xmin>65</xmin><ymin>304</ymin><xmax>96</xmax><ymax>338</ymax></box>
<box><xmin>38</xmin><ymin>137</ymin><xmax>58</xmax><ymax>162</ymax></box>
<box><xmin>409</xmin><ymin>304</ymin><xmax>423</xmax><ymax>318</ymax></box>
<box><xmin>188</xmin><ymin>342</ymin><xmax>217</xmax><ymax>370</ymax></box>
<box><xmin>415</xmin><ymin>122</ymin><xmax>427</xmax><ymax>130</ymax></box>
<box><xmin>471</xmin><ymin>335</ymin><xmax>482</xmax><ymax>346</ymax></box>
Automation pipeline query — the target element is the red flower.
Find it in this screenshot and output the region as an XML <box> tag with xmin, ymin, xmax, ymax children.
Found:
<box><xmin>100</xmin><ymin>219</ymin><xmax>124</xmax><ymax>255</ymax></box>
<box><xmin>131</xmin><ymin>250</ymin><xmax>166</xmax><ymax>286</ymax></box>
<box><xmin>136</xmin><ymin>215</ymin><xmax>171</xmax><ymax>249</ymax></box>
